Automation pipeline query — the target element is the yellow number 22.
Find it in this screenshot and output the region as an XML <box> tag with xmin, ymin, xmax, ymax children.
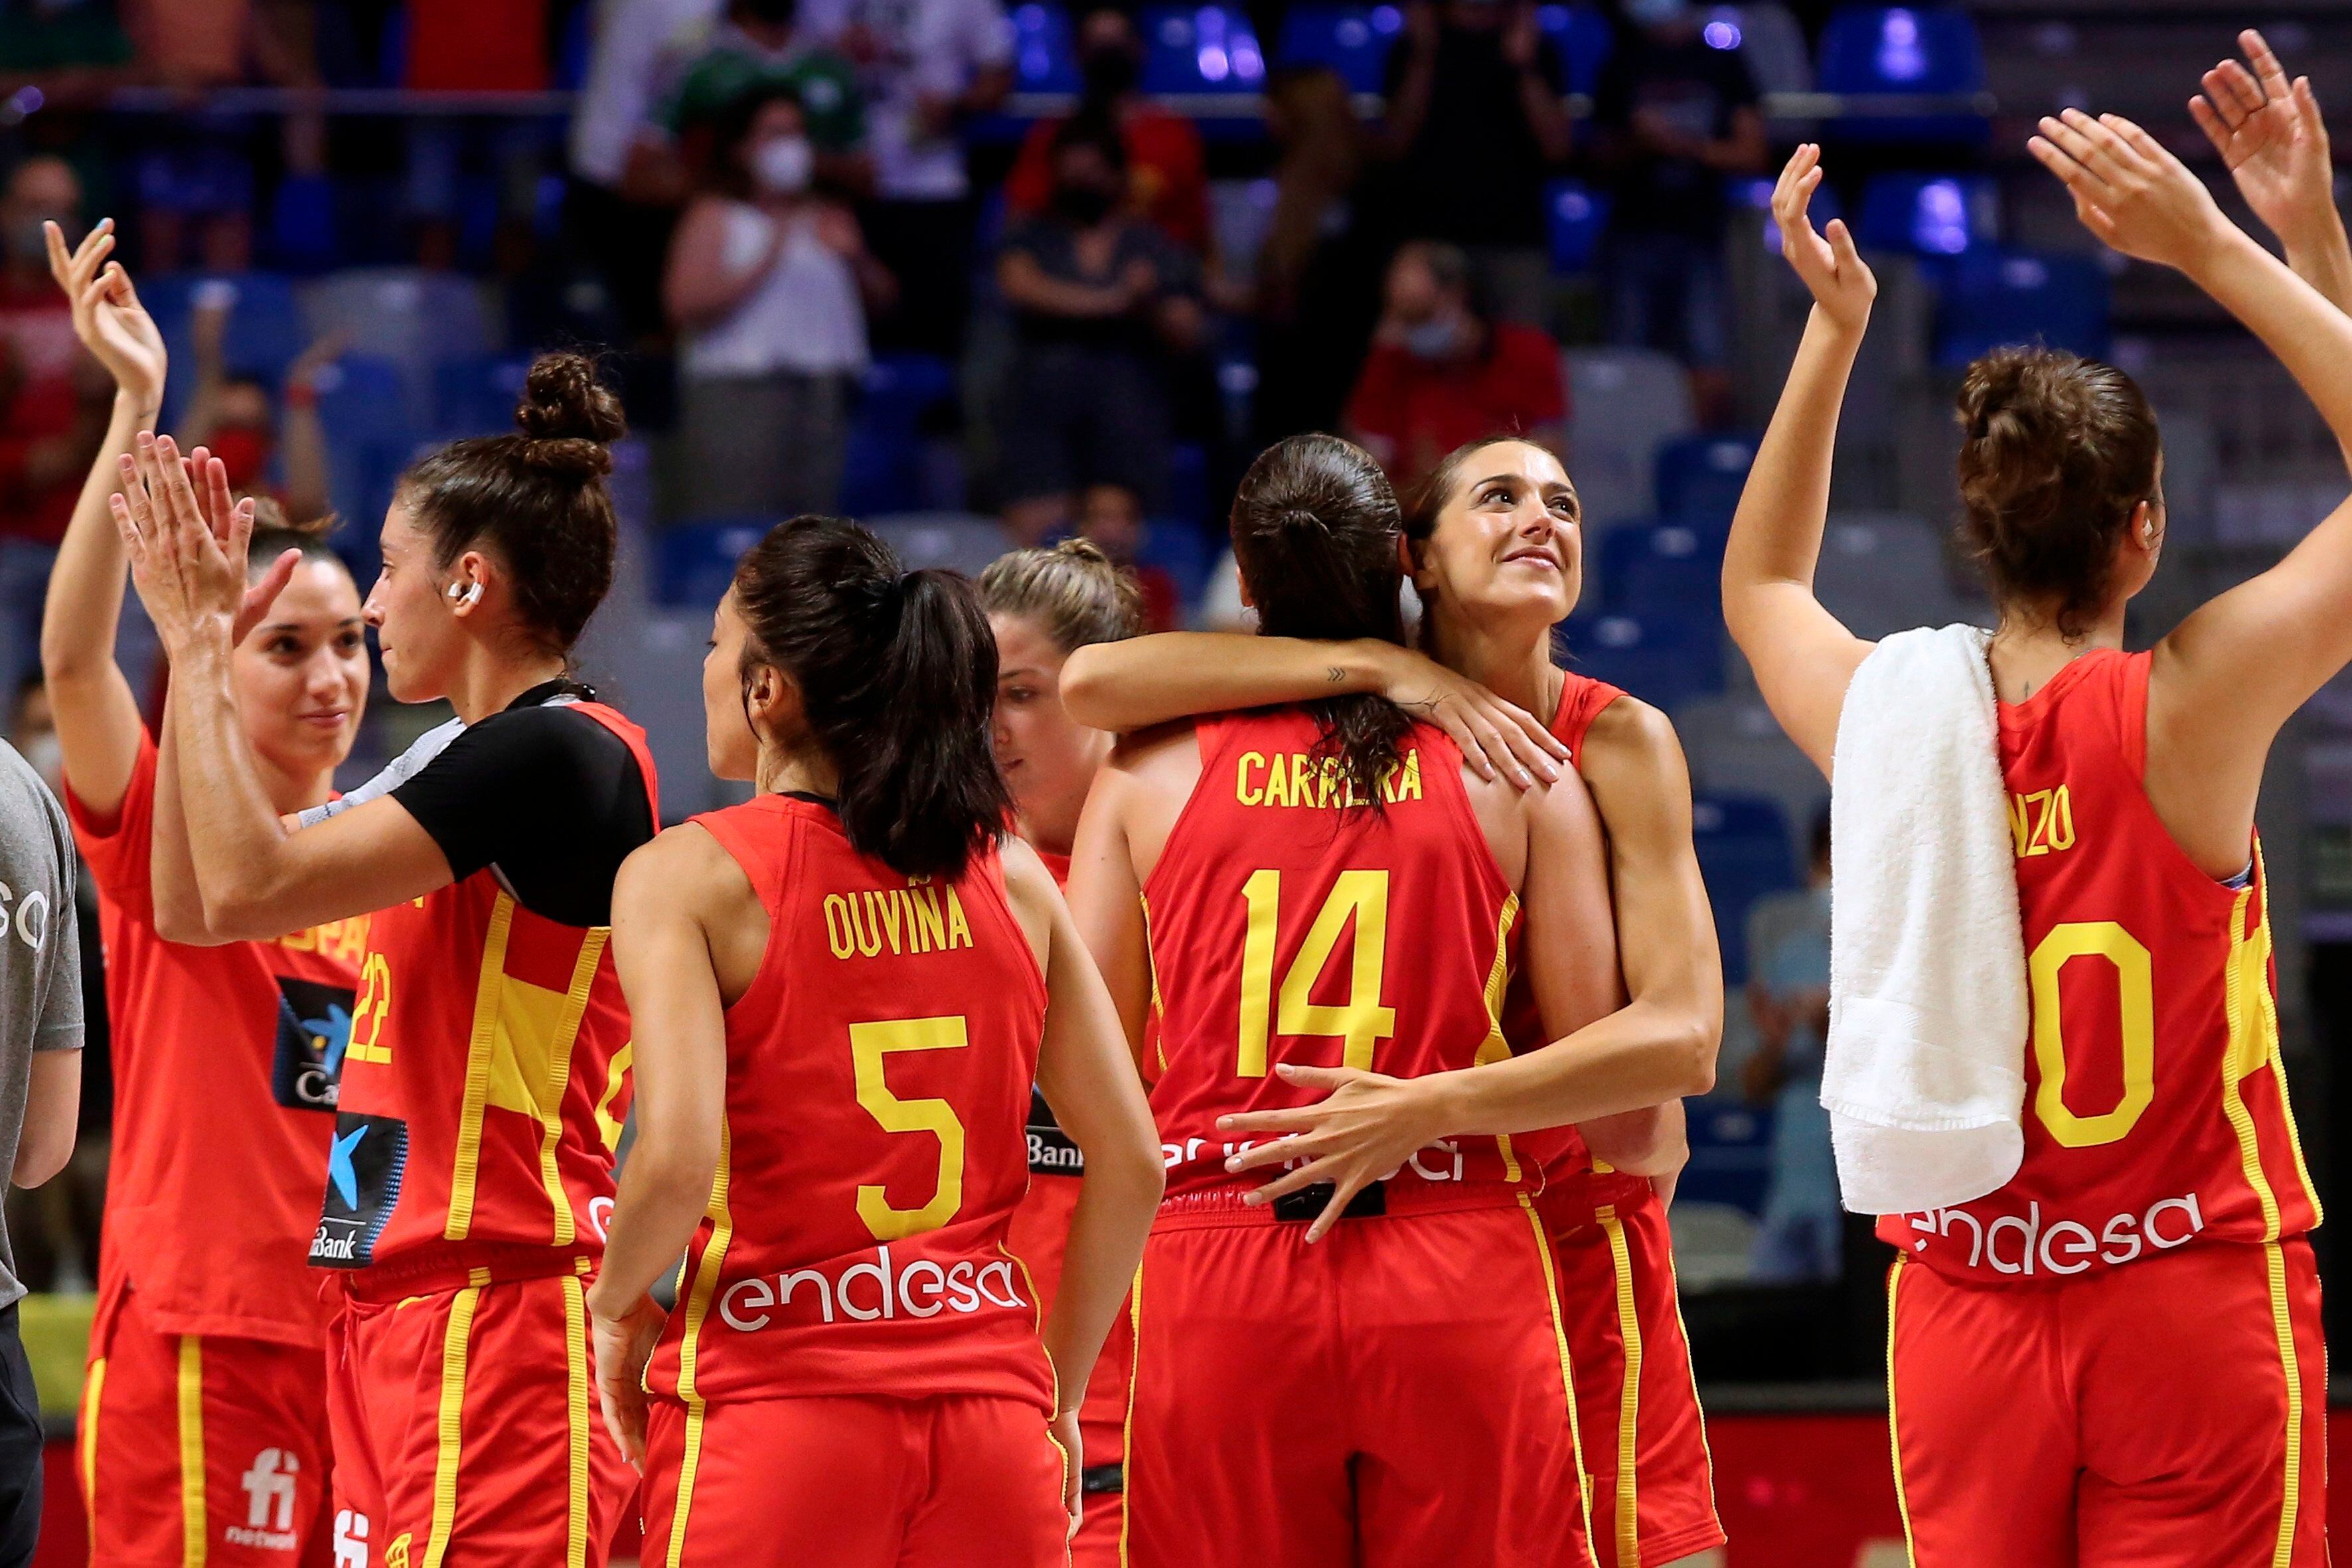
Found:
<box><xmin>850</xmin><ymin>1016</ymin><xmax>969</xmax><ymax>1240</ymax></box>
<box><xmin>1237</xmin><ymin>869</ymin><xmax>1396</xmax><ymax>1077</ymax></box>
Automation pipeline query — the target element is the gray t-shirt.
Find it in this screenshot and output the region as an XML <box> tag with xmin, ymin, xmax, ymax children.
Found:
<box><xmin>0</xmin><ymin>738</ymin><xmax>82</xmax><ymax>1306</ymax></box>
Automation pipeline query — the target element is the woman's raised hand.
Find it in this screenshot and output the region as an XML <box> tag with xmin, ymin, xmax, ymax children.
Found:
<box><xmin>45</xmin><ymin>218</ymin><xmax>165</xmax><ymax>412</ymax></box>
<box><xmin>2193</xmin><ymin>30</ymin><xmax>2334</xmax><ymax>248</ymax></box>
<box><xmin>1771</xmin><ymin>143</ymin><xmax>1876</xmax><ymax>333</ymax></box>
<box><xmin>2031</xmin><ymin>109</ymin><xmax>2234</xmax><ymax>274</ymax></box>
<box><xmin>106</xmin><ymin>433</ymin><xmax>291</xmax><ymax>653</ymax></box>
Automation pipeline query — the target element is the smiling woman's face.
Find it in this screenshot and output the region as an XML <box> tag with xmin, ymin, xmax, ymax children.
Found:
<box><xmin>1413</xmin><ymin>440</ymin><xmax>1583</xmax><ymax>632</ymax></box>
<box><xmin>232</xmin><ymin>556</ymin><xmax>369</xmax><ymax>781</ymax></box>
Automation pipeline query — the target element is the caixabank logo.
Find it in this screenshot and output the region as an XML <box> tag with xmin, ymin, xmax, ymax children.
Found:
<box><xmin>273</xmin><ymin>977</ymin><xmax>355</xmax><ymax>1113</ymax></box>
<box><xmin>310</xmin><ymin>1112</ymin><xmax>407</xmax><ymax>1267</ymax></box>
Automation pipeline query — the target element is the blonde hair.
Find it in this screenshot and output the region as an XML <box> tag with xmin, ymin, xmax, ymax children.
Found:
<box><xmin>977</xmin><ymin>539</ymin><xmax>1145</xmax><ymax>653</ymax></box>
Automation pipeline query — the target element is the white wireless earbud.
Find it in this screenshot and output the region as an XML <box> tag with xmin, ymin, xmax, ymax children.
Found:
<box><xmin>447</xmin><ymin>581</ymin><xmax>483</xmax><ymax>609</ymax></box>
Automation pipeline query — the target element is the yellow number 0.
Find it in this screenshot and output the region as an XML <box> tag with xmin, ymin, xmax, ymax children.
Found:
<box><xmin>2029</xmin><ymin>921</ymin><xmax>2156</xmax><ymax>1148</ymax></box>
<box><xmin>849</xmin><ymin>1016</ymin><xmax>969</xmax><ymax>1240</ymax></box>
<box><xmin>1237</xmin><ymin>869</ymin><xmax>1396</xmax><ymax>1077</ymax></box>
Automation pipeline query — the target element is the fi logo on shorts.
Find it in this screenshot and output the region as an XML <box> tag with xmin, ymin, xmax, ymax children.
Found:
<box><xmin>310</xmin><ymin>1111</ymin><xmax>408</xmax><ymax>1268</ymax></box>
<box><xmin>274</xmin><ymin>977</ymin><xmax>356</xmax><ymax>1114</ymax></box>
<box><xmin>228</xmin><ymin>1449</ymin><xmax>301</xmax><ymax>1551</ymax></box>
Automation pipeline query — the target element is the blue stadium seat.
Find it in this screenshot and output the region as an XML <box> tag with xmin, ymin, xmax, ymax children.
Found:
<box><xmin>1138</xmin><ymin>518</ymin><xmax>1213</xmax><ymax>606</ymax></box>
<box><xmin>1559</xmin><ymin>610</ymin><xmax>1723</xmax><ymax>710</ymax></box>
<box><xmin>1011</xmin><ymin>2</ymin><xmax>1081</xmax><ymax>93</ymax></box>
<box><xmin>1711</xmin><ymin>3</ymin><xmax>1812</xmax><ymax>96</ymax></box>
<box><xmin>1598</xmin><ymin>521</ymin><xmax>1726</xmax><ymax>616</ymax></box>
<box><xmin>658</xmin><ymin>520</ymin><xmax>773</xmax><ymax>609</ymax></box>
<box><xmin>1932</xmin><ymin>249</ymin><xmax>2110</xmax><ymax>368</ymax></box>
<box><xmin>1655</xmin><ymin>432</ymin><xmax>1760</xmax><ymax>524</ymax></box>
<box><xmin>1818</xmin><ymin>5</ymin><xmax>1984</xmax><ymax>94</ymax></box>
<box><xmin>142</xmin><ymin>272</ymin><xmax>309</xmax><ymax>424</ymax></box>
<box><xmin>1856</xmin><ymin>173</ymin><xmax>1996</xmax><ymax>260</ymax></box>
<box><xmin>1276</xmin><ymin>4</ymin><xmax>1402</xmax><ymax>94</ymax></box>
<box><xmin>1535</xmin><ymin>4</ymin><xmax>1612</xmax><ymax>97</ymax></box>
<box><xmin>1139</xmin><ymin>6</ymin><xmax>1266</xmax><ymax>94</ymax></box>
<box><xmin>1546</xmin><ymin>180</ymin><xmax>1610</xmax><ymax>275</ymax></box>
<box><xmin>432</xmin><ymin>354</ymin><xmax>533</xmax><ymax>439</ymax></box>
<box><xmin>1682</xmin><ymin>1098</ymin><xmax>1775</xmax><ymax>1214</ymax></box>
<box><xmin>311</xmin><ymin>354</ymin><xmax>414</xmax><ymax>552</ymax></box>
<box><xmin>840</xmin><ymin>353</ymin><xmax>960</xmax><ymax>516</ymax></box>
<box><xmin>1690</xmin><ymin>792</ymin><xmax>1798</xmax><ymax>982</ymax></box>
<box><xmin>266</xmin><ymin>175</ymin><xmax>339</xmax><ymax>274</ymax></box>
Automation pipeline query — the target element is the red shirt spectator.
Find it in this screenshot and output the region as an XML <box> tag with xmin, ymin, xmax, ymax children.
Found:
<box><xmin>406</xmin><ymin>0</ymin><xmax>550</xmax><ymax>92</ymax></box>
<box><xmin>1346</xmin><ymin>239</ymin><xmax>1566</xmax><ymax>497</ymax></box>
<box><xmin>0</xmin><ymin>161</ymin><xmax>99</xmax><ymax>546</ymax></box>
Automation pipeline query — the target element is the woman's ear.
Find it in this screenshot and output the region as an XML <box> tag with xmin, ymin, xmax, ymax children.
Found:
<box><xmin>1233</xmin><ymin>557</ymin><xmax>1254</xmax><ymax>612</ymax></box>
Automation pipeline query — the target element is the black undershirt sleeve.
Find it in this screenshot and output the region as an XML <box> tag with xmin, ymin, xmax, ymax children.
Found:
<box><xmin>390</xmin><ymin>704</ymin><xmax>654</xmax><ymax>928</ymax></box>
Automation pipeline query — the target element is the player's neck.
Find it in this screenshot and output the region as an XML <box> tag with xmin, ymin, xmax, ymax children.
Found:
<box><xmin>254</xmin><ymin>752</ymin><xmax>337</xmax><ymax>819</ymax></box>
<box><xmin>1988</xmin><ymin>599</ymin><xmax>2126</xmax><ymax>705</ymax></box>
<box><xmin>757</xmin><ymin>745</ymin><xmax>839</xmax><ymax>801</ymax></box>
<box><xmin>449</xmin><ymin>650</ymin><xmax>570</xmax><ymax>726</ymax></box>
<box><xmin>1429</xmin><ymin>615</ymin><xmax>1560</xmax><ymax>724</ymax></box>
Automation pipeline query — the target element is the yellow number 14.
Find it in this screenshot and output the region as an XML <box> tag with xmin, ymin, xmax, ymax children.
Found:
<box><xmin>1237</xmin><ymin>869</ymin><xmax>1395</xmax><ymax>1077</ymax></box>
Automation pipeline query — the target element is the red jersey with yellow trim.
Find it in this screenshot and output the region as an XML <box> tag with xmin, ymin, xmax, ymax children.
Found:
<box><xmin>1877</xmin><ymin>650</ymin><xmax>2319</xmax><ymax>1283</ymax></box>
<box><xmin>68</xmin><ymin>732</ymin><xmax>364</xmax><ymax>1346</ymax></box>
<box><xmin>1500</xmin><ymin>674</ymin><xmax>1650</xmax><ymax>1219</ymax></box>
<box><xmin>648</xmin><ymin>795</ymin><xmax>1057</xmax><ymax>1412</ymax></box>
<box><xmin>1144</xmin><ymin>708</ymin><xmax>1526</xmax><ymax>1204</ymax></box>
<box><xmin>310</xmin><ymin>702</ymin><xmax>655</xmax><ymax>1275</ymax></box>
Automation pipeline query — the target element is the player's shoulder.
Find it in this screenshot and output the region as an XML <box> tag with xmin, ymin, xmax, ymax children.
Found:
<box><xmin>1579</xmin><ymin>693</ymin><xmax>1685</xmax><ymax>776</ymax></box>
<box><xmin>617</xmin><ymin>818</ymin><xmax>753</xmax><ymax>917</ymax></box>
<box><xmin>1105</xmin><ymin>718</ymin><xmax>1204</xmax><ymax>783</ymax></box>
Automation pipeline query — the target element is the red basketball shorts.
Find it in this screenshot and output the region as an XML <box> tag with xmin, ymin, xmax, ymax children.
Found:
<box><xmin>80</xmin><ymin>1287</ymin><xmax>336</xmax><ymax>1567</ymax></box>
<box><xmin>639</xmin><ymin>1393</ymin><xmax>1071</xmax><ymax>1567</ymax></box>
<box><xmin>323</xmin><ymin>1264</ymin><xmax>636</xmax><ymax>1567</ymax></box>
<box><xmin>1888</xmin><ymin>1237</ymin><xmax>2326</xmax><ymax>1567</ymax></box>
<box><xmin>1545</xmin><ymin>1190</ymin><xmax>1723</xmax><ymax>1568</ymax></box>
<box><xmin>1123</xmin><ymin>1196</ymin><xmax>1595</xmax><ymax>1568</ymax></box>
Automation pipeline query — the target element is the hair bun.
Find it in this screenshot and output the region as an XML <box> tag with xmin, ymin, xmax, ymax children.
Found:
<box><xmin>515</xmin><ymin>351</ymin><xmax>627</xmax><ymax>449</ymax></box>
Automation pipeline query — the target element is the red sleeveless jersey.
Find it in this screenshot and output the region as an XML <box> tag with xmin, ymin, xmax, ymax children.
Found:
<box><xmin>649</xmin><ymin>796</ymin><xmax>1056</xmax><ymax>1412</ymax></box>
<box><xmin>311</xmin><ymin>702</ymin><xmax>657</xmax><ymax>1279</ymax></box>
<box><xmin>1143</xmin><ymin>708</ymin><xmax>1527</xmax><ymax>1208</ymax></box>
<box><xmin>1878</xmin><ymin>650</ymin><xmax>2319</xmax><ymax>1283</ymax></box>
<box><xmin>1498</xmin><ymin>674</ymin><xmax>1652</xmax><ymax>1219</ymax></box>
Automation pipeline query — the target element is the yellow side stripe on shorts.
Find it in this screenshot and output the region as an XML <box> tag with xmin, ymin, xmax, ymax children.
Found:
<box><xmin>666</xmin><ymin>1119</ymin><xmax>736</xmax><ymax>1568</ymax></box>
<box><xmin>1598</xmin><ymin>1207</ymin><xmax>1644</xmax><ymax>1568</ymax></box>
<box><xmin>563</xmin><ymin>1275</ymin><xmax>593</xmax><ymax>1568</ymax></box>
<box><xmin>422</xmin><ymin>1283</ymin><xmax>484</xmax><ymax>1568</ymax></box>
<box><xmin>1885</xmin><ymin>1257</ymin><xmax>1917</xmax><ymax>1568</ymax></box>
<box><xmin>78</xmin><ymin>1353</ymin><xmax>105</xmax><ymax>1543</ymax></box>
<box><xmin>1119</xmin><ymin>1257</ymin><xmax>1145</xmax><ymax>1568</ymax></box>
<box><xmin>2264</xmin><ymin>1240</ymin><xmax>2302</xmax><ymax>1568</ymax></box>
<box><xmin>177</xmin><ymin>1337</ymin><xmax>206</xmax><ymax>1568</ymax></box>
<box><xmin>1519</xmin><ymin>1194</ymin><xmax>1601</xmax><ymax>1568</ymax></box>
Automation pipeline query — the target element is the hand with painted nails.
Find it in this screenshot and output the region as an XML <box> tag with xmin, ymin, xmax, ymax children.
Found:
<box><xmin>2030</xmin><ymin>108</ymin><xmax>2233</xmax><ymax>275</ymax></box>
<box><xmin>2193</xmin><ymin>29</ymin><xmax>2335</xmax><ymax>250</ymax></box>
<box><xmin>1770</xmin><ymin>143</ymin><xmax>1875</xmax><ymax>334</ymax></box>
<box><xmin>1215</xmin><ymin>1062</ymin><xmax>1443</xmax><ymax>1241</ymax></box>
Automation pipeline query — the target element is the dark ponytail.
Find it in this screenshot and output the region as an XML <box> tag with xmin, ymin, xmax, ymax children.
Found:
<box><xmin>734</xmin><ymin>516</ymin><xmax>1011</xmax><ymax>880</ymax></box>
<box><xmin>1228</xmin><ymin>433</ymin><xmax>1414</xmax><ymax>807</ymax></box>
<box><xmin>400</xmin><ymin>351</ymin><xmax>626</xmax><ymax>657</ymax></box>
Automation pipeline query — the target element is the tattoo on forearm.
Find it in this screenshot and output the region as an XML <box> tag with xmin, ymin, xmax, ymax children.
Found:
<box><xmin>1326</xmin><ymin>666</ymin><xmax>1346</xmax><ymax>684</ymax></box>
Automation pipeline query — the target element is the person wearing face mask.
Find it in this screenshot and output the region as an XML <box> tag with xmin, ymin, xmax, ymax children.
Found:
<box><xmin>1344</xmin><ymin>240</ymin><xmax>1567</xmax><ymax>497</ymax></box>
<box><xmin>1003</xmin><ymin>5</ymin><xmax>1210</xmax><ymax>255</ymax></box>
<box><xmin>996</xmin><ymin>116</ymin><xmax>1204</xmax><ymax>546</ymax></box>
<box><xmin>647</xmin><ymin>0</ymin><xmax>874</xmax><ymax>202</ymax></box>
<box><xmin>665</xmin><ymin>80</ymin><xmax>896</xmax><ymax>521</ymax></box>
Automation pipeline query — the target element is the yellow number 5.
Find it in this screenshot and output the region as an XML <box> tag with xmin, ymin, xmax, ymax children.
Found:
<box><xmin>1237</xmin><ymin>869</ymin><xmax>1395</xmax><ymax>1077</ymax></box>
<box><xmin>2029</xmin><ymin>921</ymin><xmax>2155</xmax><ymax>1148</ymax></box>
<box><xmin>850</xmin><ymin>1016</ymin><xmax>969</xmax><ymax>1240</ymax></box>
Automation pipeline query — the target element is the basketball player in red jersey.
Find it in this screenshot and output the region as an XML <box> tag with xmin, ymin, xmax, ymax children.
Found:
<box><xmin>589</xmin><ymin>517</ymin><xmax>1162</xmax><ymax>1565</ymax></box>
<box><xmin>40</xmin><ymin>231</ymin><xmax>365</xmax><ymax>1566</ymax></box>
<box><xmin>1723</xmin><ymin>111</ymin><xmax>2352</xmax><ymax>1562</ymax></box>
<box><xmin>1069</xmin><ymin>433</ymin><xmax>1715</xmax><ymax>1567</ymax></box>
<box><xmin>109</xmin><ymin>354</ymin><xmax>653</xmax><ymax>1568</ymax></box>
<box><xmin>1061</xmin><ymin>436</ymin><xmax>1727</xmax><ymax>1568</ymax></box>
<box><xmin>979</xmin><ymin>540</ymin><xmax>1147</xmax><ymax>1565</ymax></box>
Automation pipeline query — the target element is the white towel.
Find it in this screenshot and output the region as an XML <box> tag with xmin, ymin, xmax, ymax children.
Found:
<box><xmin>1820</xmin><ymin>624</ymin><xmax>2029</xmax><ymax>1215</ymax></box>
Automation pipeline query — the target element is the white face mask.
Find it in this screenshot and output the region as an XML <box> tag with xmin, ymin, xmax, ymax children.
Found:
<box><xmin>753</xmin><ymin>135</ymin><xmax>814</xmax><ymax>195</ymax></box>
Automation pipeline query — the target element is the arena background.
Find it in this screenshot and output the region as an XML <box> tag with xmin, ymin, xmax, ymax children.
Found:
<box><xmin>2</xmin><ymin>0</ymin><xmax>2349</xmax><ymax>1560</ymax></box>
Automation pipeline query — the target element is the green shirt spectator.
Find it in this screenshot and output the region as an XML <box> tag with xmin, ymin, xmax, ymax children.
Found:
<box><xmin>655</xmin><ymin>5</ymin><xmax>866</xmax><ymax>155</ymax></box>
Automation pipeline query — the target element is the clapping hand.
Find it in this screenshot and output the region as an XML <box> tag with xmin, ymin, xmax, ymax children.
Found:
<box><xmin>2031</xmin><ymin>109</ymin><xmax>2233</xmax><ymax>275</ymax></box>
<box><xmin>2192</xmin><ymin>29</ymin><xmax>2334</xmax><ymax>248</ymax></box>
<box><xmin>46</xmin><ymin>218</ymin><xmax>165</xmax><ymax>413</ymax></box>
<box><xmin>1770</xmin><ymin>144</ymin><xmax>1876</xmax><ymax>333</ymax></box>
<box><xmin>107</xmin><ymin>433</ymin><xmax>299</xmax><ymax>654</ymax></box>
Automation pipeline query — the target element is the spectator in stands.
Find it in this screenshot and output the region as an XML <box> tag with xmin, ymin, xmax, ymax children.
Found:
<box><xmin>0</xmin><ymin>164</ymin><xmax>106</xmax><ymax>705</ymax></box>
<box><xmin>802</xmin><ymin>0</ymin><xmax>1013</xmax><ymax>354</ymax></box>
<box><xmin>1004</xmin><ymin>6</ymin><xmax>1210</xmax><ymax>256</ymax></box>
<box><xmin>647</xmin><ymin>0</ymin><xmax>872</xmax><ymax>198</ymax></box>
<box><xmin>1344</xmin><ymin>240</ymin><xmax>1566</xmax><ymax>497</ymax></box>
<box><xmin>0</xmin><ymin>0</ymin><xmax>137</xmax><ymax>104</ymax></box>
<box><xmin>996</xmin><ymin>116</ymin><xmax>1203</xmax><ymax>546</ymax></box>
<box><xmin>1741</xmin><ymin>809</ymin><xmax>1838</xmax><ymax>1286</ymax></box>
<box><xmin>569</xmin><ymin>0</ymin><xmax>728</xmax><ymax>342</ymax></box>
<box><xmin>1251</xmin><ymin>65</ymin><xmax>1387</xmax><ymax>445</ymax></box>
<box><xmin>1073</xmin><ymin>482</ymin><xmax>1182</xmax><ymax>631</ymax></box>
<box><xmin>666</xmin><ymin>80</ymin><xmax>894</xmax><ymax>520</ymax></box>
<box><xmin>1591</xmin><ymin>0</ymin><xmax>1766</xmax><ymax>426</ymax></box>
<box><xmin>1379</xmin><ymin>0</ymin><xmax>1570</xmax><ymax>326</ymax></box>
<box><xmin>179</xmin><ymin>291</ymin><xmax>335</xmax><ymax>525</ymax></box>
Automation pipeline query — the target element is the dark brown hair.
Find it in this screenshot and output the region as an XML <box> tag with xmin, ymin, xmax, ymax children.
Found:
<box><xmin>245</xmin><ymin>497</ymin><xmax>346</xmax><ymax>584</ymax></box>
<box><xmin>1955</xmin><ymin>347</ymin><xmax>2161</xmax><ymax>639</ymax></box>
<box><xmin>1229</xmin><ymin>433</ymin><xmax>1412</xmax><ymax>806</ymax></box>
<box><xmin>977</xmin><ymin>538</ymin><xmax>1144</xmax><ymax>653</ymax></box>
<box><xmin>734</xmin><ymin>516</ymin><xmax>1011</xmax><ymax>880</ymax></box>
<box><xmin>398</xmin><ymin>351</ymin><xmax>625</xmax><ymax>657</ymax></box>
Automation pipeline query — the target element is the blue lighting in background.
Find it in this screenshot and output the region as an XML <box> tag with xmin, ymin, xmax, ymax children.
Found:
<box><xmin>1703</xmin><ymin>19</ymin><xmax>1741</xmax><ymax>50</ymax></box>
<box><xmin>1876</xmin><ymin>7</ymin><xmax>1926</xmax><ymax>82</ymax></box>
<box><xmin>1555</xmin><ymin>189</ymin><xmax>1594</xmax><ymax>221</ymax></box>
<box><xmin>1913</xmin><ymin>178</ymin><xmax>1969</xmax><ymax>254</ymax></box>
<box><xmin>1372</xmin><ymin>5</ymin><xmax>1402</xmax><ymax>31</ymax></box>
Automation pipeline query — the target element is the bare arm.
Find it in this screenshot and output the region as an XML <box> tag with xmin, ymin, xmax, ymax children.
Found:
<box><xmin>1721</xmin><ymin>144</ymin><xmax>1879</xmax><ymax>777</ymax></box>
<box><xmin>1061</xmin><ymin>633</ymin><xmax>1565</xmax><ymax>783</ymax></box>
<box><xmin>14</xmin><ymin>1052</ymin><xmax>79</xmax><ymax>1190</ymax></box>
<box><xmin>1063</xmin><ymin>763</ymin><xmax>1156</xmax><ymax>1069</ymax></box>
<box><xmin>587</xmin><ymin>829</ymin><xmax>738</xmax><ymax>1464</ymax></box>
<box><xmin>275</xmin><ymin>335</ymin><xmax>343</xmax><ymax>524</ymax></box>
<box><xmin>2193</xmin><ymin>31</ymin><xmax>2352</xmax><ymax>317</ymax></box>
<box><xmin>2030</xmin><ymin>110</ymin><xmax>2352</xmax><ymax>870</ymax></box>
<box><xmin>664</xmin><ymin>199</ymin><xmax>787</xmax><ymax>331</ymax></box>
<box><xmin>1005</xmin><ymin>840</ymin><xmax>1162</xmax><ymax>1431</ymax></box>
<box><xmin>995</xmin><ymin>248</ymin><xmax>1133</xmax><ymax>319</ymax></box>
<box><xmin>39</xmin><ymin>221</ymin><xmax>164</xmax><ymax>821</ymax></box>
